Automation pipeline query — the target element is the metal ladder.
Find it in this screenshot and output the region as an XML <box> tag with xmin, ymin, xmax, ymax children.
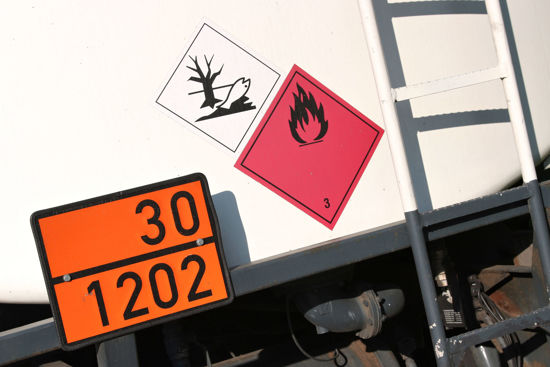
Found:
<box><xmin>358</xmin><ymin>0</ymin><xmax>550</xmax><ymax>365</ymax></box>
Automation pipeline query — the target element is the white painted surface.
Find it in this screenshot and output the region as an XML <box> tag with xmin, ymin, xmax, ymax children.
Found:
<box><xmin>1</xmin><ymin>0</ymin><xmax>549</xmax><ymax>302</ymax></box>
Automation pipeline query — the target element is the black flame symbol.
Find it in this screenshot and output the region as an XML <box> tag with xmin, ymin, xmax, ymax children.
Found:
<box><xmin>289</xmin><ymin>84</ymin><xmax>328</xmax><ymax>146</ymax></box>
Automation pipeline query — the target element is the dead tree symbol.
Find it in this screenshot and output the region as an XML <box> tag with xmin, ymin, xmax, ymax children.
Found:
<box><xmin>187</xmin><ymin>55</ymin><xmax>224</xmax><ymax>109</ymax></box>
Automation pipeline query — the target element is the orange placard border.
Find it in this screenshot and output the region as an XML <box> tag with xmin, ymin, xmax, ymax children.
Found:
<box><xmin>30</xmin><ymin>173</ymin><xmax>234</xmax><ymax>350</ymax></box>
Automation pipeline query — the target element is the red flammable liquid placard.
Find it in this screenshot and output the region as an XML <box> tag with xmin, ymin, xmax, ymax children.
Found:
<box><xmin>236</xmin><ymin>65</ymin><xmax>384</xmax><ymax>229</ymax></box>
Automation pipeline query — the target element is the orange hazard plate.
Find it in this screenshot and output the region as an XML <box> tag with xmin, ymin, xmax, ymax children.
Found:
<box><xmin>31</xmin><ymin>173</ymin><xmax>233</xmax><ymax>350</ymax></box>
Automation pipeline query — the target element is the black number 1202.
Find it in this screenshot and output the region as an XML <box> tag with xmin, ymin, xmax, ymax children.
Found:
<box><xmin>88</xmin><ymin>254</ymin><xmax>211</xmax><ymax>326</ymax></box>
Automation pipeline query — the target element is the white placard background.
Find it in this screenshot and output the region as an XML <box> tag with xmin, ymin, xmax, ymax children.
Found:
<box><xmin>157</xmin><ymin>23</ymin><xmax>280</xmax><ymax>152</ymax></box>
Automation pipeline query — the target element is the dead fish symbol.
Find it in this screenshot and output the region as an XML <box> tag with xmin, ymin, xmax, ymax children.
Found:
<box><xmin>217</xmin><ymin>77</ymin><xmax>251</xmax><ymax>109</ymax></box>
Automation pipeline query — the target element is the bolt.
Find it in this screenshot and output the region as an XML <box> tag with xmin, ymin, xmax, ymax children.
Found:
<box><xmin>196</xmin><ymin>238</ymin><xmax>204</xmax><ymax>246</ymax></box>
<box><xmin>63</xmin><ymin>274</ymin><xmax>71</xmax><ymax>282</ymax></box>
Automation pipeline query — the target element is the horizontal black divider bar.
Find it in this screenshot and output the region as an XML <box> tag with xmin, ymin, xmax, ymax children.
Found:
<box><xmin>51</xmin><ymin>237</ymin><xmax>212</xmax><ymax>285</ymax></box>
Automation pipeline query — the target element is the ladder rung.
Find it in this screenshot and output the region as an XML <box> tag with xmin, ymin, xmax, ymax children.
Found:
<box><xmin>392</xmin><ymin>66</ymin><xmax>503</xmax><ymax>101</ymax></box>
<box><xmin>449</xmin><ymin>305</ymin><xmax>550</xmax><ymax>355</ymax></box>
<box><xmin>388</xmin><ymin>1</ymin><xmax>486</xmax><ymax>19</ymax></box>
<box><xmin>420</xmin><ymin>185</ymin><xmax>530</xmax><ymax>228</ymax></box>
<box><xmin>391</xmin><ymin>0</ymin><xmax>485</xmax><ymax>3</ymax></box>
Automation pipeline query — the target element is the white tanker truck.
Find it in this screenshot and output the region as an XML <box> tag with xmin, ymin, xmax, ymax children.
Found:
<box><xmin>1</xmin><ymin>1</ymin><xmax>550</xmax><ymax>366</ymax></box>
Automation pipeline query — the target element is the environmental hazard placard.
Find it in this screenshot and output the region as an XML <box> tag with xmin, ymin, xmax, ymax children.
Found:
<box><xmin>156</xmin><ymin>23</ymin><xmax>280</xmax><ymax>152</ymax></box>
<box><xmin>236</xmin><ymin>65</ymin><xmax>384</xmax><ymax>229</ymax></box>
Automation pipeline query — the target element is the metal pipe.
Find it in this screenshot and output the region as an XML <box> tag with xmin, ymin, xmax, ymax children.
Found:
<box><xmin>484</xmin><ymin>1</ymin><xmax>550</xmax><ymax>302</ymax></box>
<box><xmin>481</xmin><ymin>265</ymin><xmax>532</xmax><ymax>274</ymax></box>
<box><xmin>357</xmin><ymin>1</ymin><xmax>450</xmax><ymax>365</ymax></box>
<box><xmin>485</xmin><ymin>0</ymin><xmax>537</xmax><ymax>183</ymax></box>
<box><xmin>405</xmin><ymin>211</ymin><xmax>451</xmax><ymax>366</ymax></box>
<box><xmin>357</xmin><ymin>0</ymin><xmax>418</xmax><ymax>213</ymax></box>
<box><xmin>527</xmin><ymin>181</ymin><xmax>550</xmax><ymax>301</ymax></box>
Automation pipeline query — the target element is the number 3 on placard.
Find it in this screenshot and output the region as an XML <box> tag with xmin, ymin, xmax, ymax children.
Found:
<box><xmin>135</xmin><ymin>191</ymin><xmax>200</xmax><ymax>245</ymax></box>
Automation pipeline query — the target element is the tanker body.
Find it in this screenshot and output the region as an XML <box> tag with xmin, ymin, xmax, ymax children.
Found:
<box><xmin>1</xmin><ymin>1</ymin><xmax>550</xmax><ymax>366</ymax></box>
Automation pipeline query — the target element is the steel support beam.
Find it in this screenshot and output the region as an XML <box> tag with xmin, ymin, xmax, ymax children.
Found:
<box><xmin>405</xmin><ymin>210</ymin><xmax>450</xmax><ymax>366</ymax></box>
<box><xmin>0</xmin><ymin>318</ymin><xmax>59</xmax><ymax>366</ymax></box>
<box><xmin>527</xmin><ymin>180</ymin><xmax>550</xmax><ymax>300</ymax></box>
<box><xmin>96</xmin><ymin>333</ymin><xmax>139</xmax><ymax>367</ymax></box>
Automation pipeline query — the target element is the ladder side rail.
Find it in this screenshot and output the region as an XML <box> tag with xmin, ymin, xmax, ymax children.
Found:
<box><xmin>358</xmin><ymin>1</ymin><xmax>451</xmax><ymax>366</ymax></box>
<box><xmin>485</xmin><ymin>0</ymin><xmax>536</xmax><ymax>182</ymax></box>
<box><xmin>485</xmin><ymin>0</ymin><xmax>550</xmax><ymax>301</ymax></box>
<box><xmin>357</xmin><ymin>0</ymin><xmax>417</xmax><ymax>213</ymax></box>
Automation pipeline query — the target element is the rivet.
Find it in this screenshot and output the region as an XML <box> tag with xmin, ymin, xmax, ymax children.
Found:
<box><xmin>196</xmin><ymin>238</ymin><xmax>204</xmax><ymax>246</ymax></box>
<box><xmin>63</xmin><ymin>274</ymin><xmax>71</xmax><ymax>282</ymax></box>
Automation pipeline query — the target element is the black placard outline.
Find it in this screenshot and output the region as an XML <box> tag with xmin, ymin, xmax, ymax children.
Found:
<box><xmin>156</xmin><ymin>23</ymin><xmax>280</xmax><ymax>152</ymax></box>
<box><xmin>239</xmin><ymin>70</ymin><xmax>382</xmax><ymax>225</ymax></box>
<box><xmin>30</xmin><ymin>173</ymin><xmax>234</xmax><ymax>350</ymax></box>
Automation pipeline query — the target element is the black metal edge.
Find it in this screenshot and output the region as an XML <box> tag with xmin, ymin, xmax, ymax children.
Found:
<box><xmin>427</xmin><ymin>204</ymin><xmax>529</xmax><ymax>241</ymax></box>
<box><xmin>421</xmin><ymin>185</ymin><xmax>530</xmax><ymax>227</ymax></box>
<box><xmin>542</xmin><ymin>183</ymin><xmax>550</xmax><ymax>208</ymax></box>
<box><xmin>0</xmin><ymin>318</ymin><xmax>59</xmax><ymax>366</ymax></box>
<box><xmin>387</xmin><ymin>1</ymin><xmax>486</xmax><ymax>18</ymax></box>
<box><xmin>422</xmin><ymin>184</ymin><xmax>535</xmax><ymax>241</ymax></box>
<box><xmin>231</xmin><ymin>221</ymin><xmax>410</xmax><ymax>296</ymax></box>
<box><xmin>424</xmin><ymin>180</ymin><xmax>550</xmax><ymax>241</ymax></box>
<box><xmin>29</xmin><ymin>173</ymin><xmax>233</xmax><ymax>351</ymax></box>
<box><xmin>96</xmin><ymin>334</ymin><xmax>139</xmax><ymax>367</ymax></box>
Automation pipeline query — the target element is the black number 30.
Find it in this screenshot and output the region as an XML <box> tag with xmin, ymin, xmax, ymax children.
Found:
<box><xmin>136</xmin><ymin>191</ymin><xmax>200</xmax><ymax>245</ymax></box>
